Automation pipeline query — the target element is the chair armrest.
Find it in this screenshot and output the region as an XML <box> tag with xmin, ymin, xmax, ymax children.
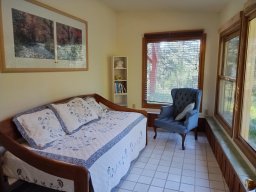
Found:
<box><xmin>184</xmin><ymin>109</ymin><xmax>199</xmax><ymax>130</ymax></box>
<box><xmin>158</xmin><ymin>105</ymin><xmax>174</xmax><ymax>118</ymax></box>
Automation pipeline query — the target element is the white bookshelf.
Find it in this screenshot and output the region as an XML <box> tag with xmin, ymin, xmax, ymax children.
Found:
<box><xmin>112</xmin><ymin>56</ymin><xmax>128</xmax><ymax>106</ymax></box>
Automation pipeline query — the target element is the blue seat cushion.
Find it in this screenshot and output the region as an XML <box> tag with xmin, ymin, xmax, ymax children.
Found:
<box><xmin>154</xmin><ymin>117</ymin><xmax>187</xmax><ymax>134</ymax></box>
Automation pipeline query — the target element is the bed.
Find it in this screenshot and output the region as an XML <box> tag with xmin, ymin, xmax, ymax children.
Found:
<box><xmin>0</xmin><ymin>94</ymin><xmax>148</xmax><ymax>192</ymax></box>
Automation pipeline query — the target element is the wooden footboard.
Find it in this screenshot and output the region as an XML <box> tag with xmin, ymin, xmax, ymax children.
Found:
<box><xmin>0</xmin><ymin>118</ymin><xmax>90</xmax><ymax>192</ymax></box>
<box><xmin>0</xmin><ymin>93</ymin><xmax>147</xmax><ymax>192</ymax></box>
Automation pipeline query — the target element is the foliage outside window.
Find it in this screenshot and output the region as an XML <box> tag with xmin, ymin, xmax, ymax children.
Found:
<box><xmin>142</xmin><ymin>30</ymin><xmax>206</xmax><ymax>108</ymax></box>
<box><xmin>240</xmin><ymin>17</ymin><xmax>256</xmax><ymax>151</ymax></box>
<box><xmin>215</xmin><ymin>9</ymin><xmax>256</xmax><ymax>166</ymax></box>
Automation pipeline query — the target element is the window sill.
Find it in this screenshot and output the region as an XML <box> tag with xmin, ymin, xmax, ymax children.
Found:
<box><xmin>206</xmin><ymin>117</ymin><xmax>256</xmax><ymax>191</ymax></box>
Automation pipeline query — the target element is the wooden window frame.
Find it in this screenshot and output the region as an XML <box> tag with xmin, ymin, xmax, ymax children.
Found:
<box><xmin>142</xmin><ymin>30</ymin><xmax>206</xmax><ymax>109</ymax></box>
<box><xmin>233</xmin><ymin>5</ymin><xmax>256</xmax><ymax>166</ymax></box>
<box><xmin>215</xmin><ymin>5</ymin><xmax>256</xmax><ymax>166</ymax></box>
<box><xmin>214</xmin><ymin>17</ymin><xmax>241</xmax><ymax>137</ymax></box>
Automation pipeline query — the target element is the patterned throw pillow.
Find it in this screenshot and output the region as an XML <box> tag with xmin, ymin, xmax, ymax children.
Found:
<box><xmin>84</xmin><ymin>97</ymin><xmax>106</xmax><ymax>117</ymax></box>
<box><xmin>13</xmin><ymin>106</ymin><xmax>65</xmax><ymax>149</ymax></box>
<box><xmin>50</xmin><ymin>98</ymin><xmax>99</xmax><ymax>134</ymax></box>
<box><xmin>175</xmin><ymin>102</ymin><xmax>195</xmax><ymax>121</ymax></box>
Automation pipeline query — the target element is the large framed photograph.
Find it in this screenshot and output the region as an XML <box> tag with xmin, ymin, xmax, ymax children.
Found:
<box><xmin>0</xmin><ymin>0</ymin><xmax>88</xmax><ymax>72</ymax></box>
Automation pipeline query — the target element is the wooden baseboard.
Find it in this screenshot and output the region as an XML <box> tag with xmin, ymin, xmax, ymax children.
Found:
<box><xmin>205</xmin><ymin>119</ymin><xmax>246</xmax><ymax>192</ymax></box>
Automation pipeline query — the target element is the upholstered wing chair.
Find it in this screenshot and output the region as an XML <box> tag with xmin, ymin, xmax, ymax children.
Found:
<box><xmin>153</xmin><ymin>88</ymin><xmax>202</xmax><ymax>150</ymax></box>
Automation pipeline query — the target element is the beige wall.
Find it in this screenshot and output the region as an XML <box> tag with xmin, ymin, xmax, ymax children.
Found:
<box><xmin>0</xmin><ymin>0</ymin><xmax>247</xmax><ymax>121</ymax></box>
<box><xmin>0</xmin><ymin>0</ymin><xmax>117</xmax><ymax>121</ymax></box>
<box><xmin>116</xmin><ymin>11</ymin><xmax>220</xmax><ymax>115</ymax></box>
<box><xmin>220</xmin><ymin>0</ymin><xmax>245</xmax><ymax>25</ymax></box>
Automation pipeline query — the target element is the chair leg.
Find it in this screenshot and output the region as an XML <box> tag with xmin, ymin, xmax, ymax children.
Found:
<box><xmin>180</xmin><ymin>133</ymin><xmax>186</xmax><ymax>150</ymax></box>
<box><xmin>195</xmin><ymin>127</ymin><xmax>198</xmax><ymax>140</ymax></box>
<box><xmin>153</xmin><ymin>126</ymin><xmax>157</xmax><ymax>139</ymax></box>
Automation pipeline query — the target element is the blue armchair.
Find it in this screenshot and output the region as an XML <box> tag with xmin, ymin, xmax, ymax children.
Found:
<box><xmin>153</xmin><ymin>88</ymin><xmax>202</xmax><ymax>150</ymax></box>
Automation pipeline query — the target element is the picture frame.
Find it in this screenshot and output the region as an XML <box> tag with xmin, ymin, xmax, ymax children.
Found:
<box><xmin>0</xmin><ymin>0</ymin><xmax>88</xmax><ymax>72</ymax></box>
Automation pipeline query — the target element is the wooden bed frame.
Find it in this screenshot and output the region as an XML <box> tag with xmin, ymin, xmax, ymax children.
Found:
<box><xmin>0</xmin><ymin>93</ymin><xmax>147</xmax><ymax>192</ymax></box>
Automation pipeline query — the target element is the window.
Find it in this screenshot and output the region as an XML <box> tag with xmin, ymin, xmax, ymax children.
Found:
<box><xmin>235</xmin><ymin>12</ymin><xmax>256</xmax><ymax>164</ymax></box>
<box><xmin>142</xmin><ymin>30</ymin><xmax>206</xmax><ymax>108</ymax></box>
<box><xmin>215</xmin><ymin>24</ymin><xmax>240</xmax><ymax>135</ymax></box>
<box><xmin>215</xmin><ymin>9</ymin><xmax>256</xmax><ymax>166</ymax></box>
<box><xmin>240</xmin><ymin>17</ymin><xmax>256</xmax><ymax>150</ymax></box>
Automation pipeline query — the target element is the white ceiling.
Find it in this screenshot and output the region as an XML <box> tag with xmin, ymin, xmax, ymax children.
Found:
<box><xmin>99</xmin><ymin>0</ymin><xmax>237</xmax><ymax>13</ymax></box>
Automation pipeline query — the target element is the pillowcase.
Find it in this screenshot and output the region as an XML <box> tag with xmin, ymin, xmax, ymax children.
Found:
<box><xmin>99</xmin><ymin>102</ymin><xmax>110</xmax><ymax>112</ymax></box>
<box><xmin>84</xmin><ymin>97</ymin><xmax>106</xmax><ymax>117</ymax></box>
<box><xmin>175</xmin><ymin>102</ymin><xmax>195</xmax><ymax>121</ymax></box>
<box><xmin>13</xmin><ymin>106</ymin><xmax>65</xmax><ymax>149</ymax></box>
<box><xmin>50</xmin><ymin>98</ymin><xmax>99</xmax><ymax>134</ymax></box>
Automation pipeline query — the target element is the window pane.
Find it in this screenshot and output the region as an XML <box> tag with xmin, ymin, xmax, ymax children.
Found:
<box><xmin>223</xmin><ymin>36</ymin><xmax>239</xmax><ymax>78</ymax></box>
<box><xmin>241</xmin><ymin>18</ymin><xmax>256</xmax><ymax>150</ymax></box>
<box><xmin>146</xmin><ymin>40</ymin><xmax>200</xmax><ymax>104</ymax></box>
<box><xmin>218</xmin><ymin>80</ymin><xmax>235</xmax><ymax>126</ymax></box>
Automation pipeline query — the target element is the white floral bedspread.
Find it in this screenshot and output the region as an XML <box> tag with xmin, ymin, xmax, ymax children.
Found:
<box><xmin>27</xmin><ymin>111</ymin><xmax>147</xmax><ymax>192</ymax></box>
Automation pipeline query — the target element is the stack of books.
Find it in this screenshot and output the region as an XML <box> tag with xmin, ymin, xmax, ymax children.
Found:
<box><xmin>115</xmin><ymin>82</ymin><xmax>126</xmax><ymax>93</ymax></box>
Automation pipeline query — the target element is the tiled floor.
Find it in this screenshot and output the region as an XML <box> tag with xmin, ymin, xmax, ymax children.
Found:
<box><xmin>115</xmin><ymin>129</ymin><xmax>230</xmax><ymax>192</ymax></box>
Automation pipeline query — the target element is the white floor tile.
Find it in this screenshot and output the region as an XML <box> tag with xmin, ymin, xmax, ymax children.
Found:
<box><xmin>169</xmin><ymin>167</ymin><xmax>182</xmax><ymax>175</ymax></box>
<box><xmin>167</xmin><ymin>173</ymin><xmax>181</xmax><ymax>182</ymax></box>
<box><xmin>157</xmin><ymin>165</ymin><xmax>170</xmax><ymax>172</ymax></box>
<box><xmin>180</xmin><ymin>183</ymin><xmax>195</xmax><ymax>192</ymax></box>
<box><xmin>116</xmin><ymin>188</ymin><xmax>131</xmax><ymax>192</ymax></box>
<box><xmin>181</xmin><ymin>175</ymin><xmax>195</xmax><ymax>185</ymax></box>
<box><xmin>151</xmin><ymin>178</ymin><xmax>166</xmax><ymax>188</ymax></box>
<box><xmin>154</xmin><ymin>171</ymin><xmax>168</xmax><ymax>180</ymax></box>
<box><xmin>148</xmin><ymin>186</ymin><xmax>164</xmax><ymax>192</ymax></box>
<box><xmin>195</xmin><ymin>178</ymin><xmax>210</xmax><ymax>188</ymax></box>
<box><xmin>115</xmin><ymin>131</ymin><xmax>230</xmax><ymax>192</ymax></box>
<box><xmin>195</xmin><ymin>171</ymin><xmax>208</xmax><ymax>179</ymax></box>
<box><xmin>141</xmin><ymin>169</ymin><xmax>155</xmax><ymax>177</ymax></box>
<box><xmin>125</xmin><ymin>173</ymin><xmax>140</xmax><ymax>182</ymax></box>
<box><xmin>183</xmin><ymin>163</ymin><xmax>196</xmax><ymax>170</ymax></box>
<box><xmin>182</xmin><ymin>169</ymin><xmax>195</xmax><ymax>177</ymax></box>
<box><xmin>130</xmin><ymin>167</ymin><xmax>143</xmax><ymax>175</ymax></box>
<box><xmin>133</xmin><ymin>183</ymin><xmax>149</xmax><ymax>192</ymax></box>
<box><xmin>133</xmin><ymin>162</ymin><xmax>146</xmax><ymax>169</ymax></box>
<box><xmin>138</xmin><ymin>175</ymin><xmax>152</xmax><ymax>185</ymax></box>
<box><xmin>145</xmin><ymin>163</ymin><xmax>158</xmax><ymax>170</ymax></box>
<box><xmin>165</xmin><ymin>180</ymin><xmax>180</xmax><ymax>190</ymax></box>
<box><xmin>119</xmin><ymin>180</ymin><xmax>136</xmax><ymax>190</ymax></box>
<box><xmin>159</xmin><ymin>160</ymin><xmax>172</xmax><ymax>167</ymax></box>
<box><xmin>195</xmin><ymin>186</ymin><xmax>211</xmax><ymax>192</ymax></box>
<box><xmin>163</xmin><ymin>189</ymin><xmax>179</xmax><ymax>192</ymax></box>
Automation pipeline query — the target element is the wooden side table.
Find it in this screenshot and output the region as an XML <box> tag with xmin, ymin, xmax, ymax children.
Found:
<box><xmin>146</xmin><ymin>110</ymin><xmax>160</xmax><ymax>128</ymax></box>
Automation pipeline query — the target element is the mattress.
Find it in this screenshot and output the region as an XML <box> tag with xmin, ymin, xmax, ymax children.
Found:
<box><xmin>3</xmin><ymin>111</ymin><xmax>147</xmax><ymax>192</ymax></box>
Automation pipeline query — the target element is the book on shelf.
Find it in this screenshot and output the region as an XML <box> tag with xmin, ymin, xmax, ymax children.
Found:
<box><xmin>115</xmin><ymin>82</ymin><xmax>127</xmax><ymax>93</ymax></box>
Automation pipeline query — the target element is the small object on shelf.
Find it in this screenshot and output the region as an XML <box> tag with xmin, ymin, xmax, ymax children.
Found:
<box><xmin>115</xmin><ymin>75</ymin><xmax>122</xmax><ymax>80</ymax></box>
<box><xmin>115</xmin><ymin>60</ymin><xmax>124</xmax><ymax>69</ymax></box>
<box><xmin>112</xmin><ymin>56</ymin><xmax>128</xmax><ymax>106</ymax></box>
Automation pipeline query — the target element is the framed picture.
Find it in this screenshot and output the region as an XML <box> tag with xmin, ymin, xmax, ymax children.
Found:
<box><xmin>0</xmin><ymin>0</ymin><xmax>88</xmax><ymax>72</ymax></box>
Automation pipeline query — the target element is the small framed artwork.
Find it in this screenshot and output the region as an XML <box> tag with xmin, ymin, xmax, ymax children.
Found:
<box><xmin>0</xmin><ymin>0</ymin><xmax>88</xmax><ymax>72</ymax></box>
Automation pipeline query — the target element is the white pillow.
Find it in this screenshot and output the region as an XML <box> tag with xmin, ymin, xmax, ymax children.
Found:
<box><xmin>50</xmin><ymin>98</ymin><xmax>99</xmax><ymax>134</ymax></box>
<box><xmin>84</xmin><ymin>97</ymin><xmax>106</xmax><ymax>117</ymax></box>
<box><xmin>99</xmin><ymin>102</ymin><xmax>110</xmax><ymax>112</ymax></box>
<box><xmin>175</xmin><ymin>102</ymin><xmax>195</xmax><ymax>121</ymax></box>
<box><xmin>13</xmin><ymin>107</ymin><xmax>65</xmax><ymax>149</ymax></box>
